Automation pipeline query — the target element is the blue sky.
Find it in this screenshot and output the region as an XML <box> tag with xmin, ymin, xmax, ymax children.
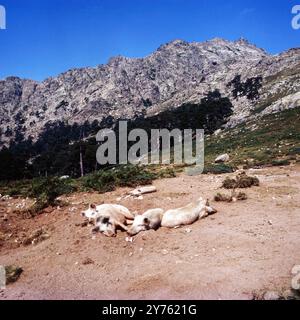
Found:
<box><xmin>0</xmin><ymin>0</ymin><xmax>299</xmax><ymax>81</ymax></box>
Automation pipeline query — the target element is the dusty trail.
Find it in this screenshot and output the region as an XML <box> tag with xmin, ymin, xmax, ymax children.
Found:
<box><xmin>0</xmin><ymin>165</ymin><xmax>300</xmax><ymax>300</ymax></box>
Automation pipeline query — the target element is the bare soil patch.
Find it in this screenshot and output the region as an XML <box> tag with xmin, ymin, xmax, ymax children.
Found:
<box><xmin>0</xmin><ymin>165</ymin><xmax>300</xmax><ymax>300</ymax></box>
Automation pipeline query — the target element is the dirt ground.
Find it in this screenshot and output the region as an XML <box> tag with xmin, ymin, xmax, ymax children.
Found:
<box><xmin>0</xmin><ymin>165</ymin><xmax>300</xmax><ymax>300</ymax></box>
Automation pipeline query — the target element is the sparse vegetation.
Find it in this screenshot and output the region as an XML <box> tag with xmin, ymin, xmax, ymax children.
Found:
<box><xmin>214</xmin><ymin>191</ymin><xmax>247</xmax><ymax>202</ymax></box>
<box><xmin>0</xmin><ymin>177</ymin><xmax>76</xmax><ymax>215</ymax></box>
<box><xmin>214</xmin><ymin>193</ymin><xmax>233</xmax><ymax>202</ymax></box>
<box><xmin>236</xmin><ymin>192</ymin><xmax>248</xmax><ymax>201</ymax></box>
<box><xmin>227</xmin><ymin>75</ymin><xmax>262</xmax><ymax>100</ymax></box>
<box><xmin>288</xmin><ymin>147</ymin><xmax>300</xmax><ymax>155</ymax></box>
<box><xmin>271</xmin><ymin>159</ymin><xmax>291</xmax><ymax>167</ymax></box>
<box><xmin>0</xmin><ymin>107</ymin><xmax>299</xmax><ymax>215</ymax></box>
<box><xmin>221</xmin><ymin>178</ymin><xmax>237</xmax><ymax>189</ymax></box>
<box><xmin>203</xmin><ymin>164</ymin><xmax>235</xmax><ymax>174</ymax></box>
<box><xmin>79</xmin><ymin>165</ymin><xmax>156</xmax><ymax>193</ymax></box>
<box><xmin>156</xmin><ymin>167</ymin><xmax>177</xmax><ymax>179</ymax></box>
<box><xmin>28</xmin><ymin>177</ymin><xmax>76</xmax><ymax>213</ymax></box>
<box><xmin>222</xmin><ymin>173</ymin><xmax>260</xmax><ymax>189</ymax></box>
<box><xmin>205</xmin><ymin>108</ymin><xmax>300</xmax><ymax>168</ymax></box>
<box><xmin>0</xmin><ymin>165</ymin><xmax>175</xmax><ymax>214</ymax></box>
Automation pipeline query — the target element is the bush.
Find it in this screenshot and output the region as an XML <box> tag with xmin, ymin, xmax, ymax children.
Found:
<box><xmin>0</xmin><ymin>180</ymin><xmax>33</xmax><ymax>198</ymax></box>
<box><xmin>156</xmin><ymin>167</ymin><xmax>177</xmax><ymax>179</ymax></box>
<box><xmin>236</xmin><ymin>173</ymin><xmax>260</xmax><ymax>188</ymax></box>
<box><xmin>80</xmin><ymin>165</ymin><xmax>156</xmax><ymax>193</ymax></box>
<box><xmin>288</xmin><ymin>147</ymin><xmax>300</xmax><ymax>155</ymax></box>
<box><xmin>203</xmin><ymin>164</ymin><xmax>235</xmax><ymax>174</ymax></box>
<box><xmin>214</xmin><ymin>191</ymin><xmax>248</xmax><ymax>202</ymax></box>
<box><xmin>271</xmin><ymin>159</ymin><xmax>290</xmax><ymax>167</ymax></box>
<box><xmin>222</xmin><ymin>178</ymin><xmax>237</xmax><ymax>189</ymax></box>
<box><xmin>222</xmin><ymin>172</ymin><xmax>259</xmax><ymax>189</ymax></box>
<box><xmin>29</xmin><ymin>177</ymin><xmax>76</xmax><ymax>213</ymax></box>
<box><xmin>236</xmin><ymin>192</ymin><xmax>248</xmax><ymax>201</ymax></box>
<box><xmin>214</xmin><ymin>193</ymin><xmax>233</xmax><ymax>202</ymax></box>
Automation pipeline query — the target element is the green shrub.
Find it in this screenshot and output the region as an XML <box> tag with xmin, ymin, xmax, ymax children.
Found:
<box><xmin>156</xmin><ymin>167</ymin><xmax>177</xmax><ymax>179</ymax></box>
<box><xmin>80</xmin><ymin>165</ymin><xmax>156</xmax><ymax>192</ymax></box>
<box><xmin>29</xmin><ymin>177</ymin><xmax>76</xmax><ymax>213</ymax></box>
<box><xmin>0</xmin><ymin>180</ymin><xmax>32</xmax><ymax>197</ymax></box>
<box><xmin>203</xmin><ymin>164</ymin><xmax>235</xmax><ymax>174</ymax></box>
<box><xmin>222</xmin><ymin>172</ymin><xmax>260</xmax><ymax>189</ymax></box>
<box><xmin>222</xmin><ymin>178</ymin><xmax>237</xmax><ymax>189</ymax></box>
<box><xmin>214</xmin><ymin>193</ymin><xmax>233</xmax><ymax>202</ymax></box>
<box><xmin>271</xmin><ymin>159</ymin><xmax>290</xmax><ymax>167</ymax></box>
<box><xmin>237</xmin><ymin>192</ymin><xmax>248</xmax><ymax>201</ymax></box>
<box><xmin>288</xmin><ymin>147</ymin><xmax>300</xmax><ymax>155</ymax></box>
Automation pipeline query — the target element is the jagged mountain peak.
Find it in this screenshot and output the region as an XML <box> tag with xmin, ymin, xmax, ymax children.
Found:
<box><xmin>0</xmin><ymin>38</ymin><xmax>299</xmax><ymax>147</ymax></box>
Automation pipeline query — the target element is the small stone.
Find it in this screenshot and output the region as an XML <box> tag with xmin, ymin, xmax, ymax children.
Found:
<box><xmin>162</xmin><ymin>249</ymin><xmax>168</xmax><ymax>255</ymax></box>
<box><xmin>215</xmin><ymin>154</ymin><xmax>230</xmax><ymax>163</ymax></box>
<box><xmin>5</xmin><ymin>266</ymin><xmax>23</xmax><ymax>284</ymax></box>
<box><xmin>82</xmin><ymin>258</ymin><xmax>94</xmax><ymax>265</ymax></box>
<box><xmin>125</xmin><ymin>237</ymin><xmax>133</xmax><ymax>243</ymax></box>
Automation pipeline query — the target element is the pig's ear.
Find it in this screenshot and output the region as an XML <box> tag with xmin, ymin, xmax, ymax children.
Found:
<box><xmin>90</xmin><ymin>203</ymin><xmax>96</xmax><ymax>209</ymax></box>
<box><xmin>143</xmin><ymin>217</ymin><xmax>150</xmax><ymax>225</ymax></box>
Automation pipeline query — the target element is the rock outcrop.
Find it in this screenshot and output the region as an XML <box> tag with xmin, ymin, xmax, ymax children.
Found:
<box><xmin>0</xmin><ymin>38</ymin><xmax>299</xmax><ymax>147</ymax></box>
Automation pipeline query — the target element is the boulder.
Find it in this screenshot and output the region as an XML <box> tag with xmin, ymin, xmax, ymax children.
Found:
<box><xmin>5</xmin><ymin>265</ymin><xmax>23</xmax><ymax>285</ymax></box>
<box><xmin>215</xmin><ymin>154</ymin><xmax>230</xmax><ymax>163</ymax></box>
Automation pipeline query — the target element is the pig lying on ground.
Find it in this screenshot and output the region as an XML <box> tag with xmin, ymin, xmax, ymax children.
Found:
<box><xmin>82</xmin><ymin>204</ymin><xmax>134</xmax><ymax>236</ymax></box>
<box><xmin>82</xmin><ymin>198</ymin><xmax>217</xmax><ymax>237</ymax></box>
<box><xmin>127</xmin><ymin>208</ymin><xmax>165</xmax><ymax>236</ymax></box>
<box><xmin>127</xmin><ymin>198</ymin><xmax>217</xmax><ymax>236</ymax></box>
<box><xmin>161</xmin><ymin>198</ymin><xmax>217</xmax><ymax>228</ymax></box>
<box><xmin>92</xmin><ymin>205</ymin><xmax>134</xmax><ymax>237</ymax></box>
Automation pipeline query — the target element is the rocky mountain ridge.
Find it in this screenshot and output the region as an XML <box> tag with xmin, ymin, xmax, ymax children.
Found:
<box><xmin>0</xmin><ymin>37</ymin><xmax>299</xmax><ymax>147</ymax></box>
